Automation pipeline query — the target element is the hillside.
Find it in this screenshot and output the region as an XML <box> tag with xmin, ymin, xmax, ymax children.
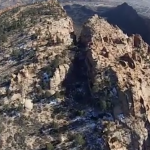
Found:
<box><xmin>0</xmin><ymin>0</ymin><xmax>150</xmax><ymax>150</ymax></box>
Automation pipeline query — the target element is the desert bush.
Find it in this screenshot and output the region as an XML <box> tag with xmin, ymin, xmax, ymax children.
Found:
<box><xmin>92</xmin><ymin>84</ymin><xmax>99</xmax><ymax>93</ymax></box>
<box><xmin>0</xmin><ymin>123</ymin><xmax>5</xmax><ymax>134</ymax></box>
<box><xmin>0</xmin><ymin>34</ymin><xmax>7</xmax><ymax>42</ymax></box>
<box><xmin>53</xmin><ymin>91</ymin><xmax>64</xmax><ymax>99</ymax></box>
<box><xmin>75</xmin><ymin>134</ymin><xmax>85</xmax><ymax>146</ymax></box>
<box><xmin>51</xmin><ymin>55</ymin><xmax>65</xmax><ymax>69</ymax></box>
<box><xmin>46</xmin><ymin>143</ymin><xmax>54</xmax><ymax>150</ymax></box>
<box><xmin>74</xmin><ymin>110</ymin><xmax>85</xmax><ymax>117</ymax></box>
<box><xmin>51</xmin><ymin>121</ymin><xmax>59</xmax><ymax>129</ymax></box>
<box><xmin>11</xmin><ymin>49</ymin><xmax>23</xmax><ymax>60</ymax></box>
<box><xmin>0</xmin><ymin>138</ymin><xmax>3</xmax><ymax>149</ymax></box>
<box><xmin>99</xmin><ymin>100</ymin><xmax>107</xmax><ymax>111</ymax></box>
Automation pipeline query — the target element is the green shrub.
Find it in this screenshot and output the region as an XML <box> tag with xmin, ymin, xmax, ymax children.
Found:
<box><xmin>92</xmin><ymin>84</ymin><xmax>99</xmax><ymax>93</ymax></box>
<box><xmin>74</xmin><ymin>110</ymin><xmax>84</xmax><ymax>116</ymax></box>
<box><xmin>53</xmin><ymin>91</ymin><xmax>64</xmax><ymax>99</ymax></box>
<box><xmin>99</xmin><ymin>100</ymin><xmax>107</xmax><ymax>111</ymax></box>
<box><xmin>51</xmin><ymin>121</ymin><xmax>59</xmax><ymax>129</ymax></box>
<box><xmin>46</xmin><ymin>143</ymin><xmax>54</xmax><ymax>150</ymax></box>
<box><xmin>75</xmin><ymin>134</ymin><xmax>85</xmax><ymax>146</ymax></box>
<box><xmin>11</xmin><ymin>49</ymin><xmax>23</xmax><ymax>60</ymax></box>
<box><xmin>0</xmin><ymin>34</ymin><xmax>7</xmax><ymax>42</ymax></box>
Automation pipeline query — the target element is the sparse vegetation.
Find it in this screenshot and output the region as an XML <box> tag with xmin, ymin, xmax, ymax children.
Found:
<box><xmin>0</xmin><ymin>123</ymin><xmax>5</xmax><ymax>134</ymax></box>
<box><xmin>1</xmin><ymin>1</ymin><xmax>148</xmax><ymax>150</ymax></box>
<box><xmin>74</xmin><ymin>110</ymin><xmax>85</xmax><ymax>116</ymax></box>
<box><xmin>51</xmin><ymin>121</ymin><xmax>59</xmax><ymax>129</ymax></box>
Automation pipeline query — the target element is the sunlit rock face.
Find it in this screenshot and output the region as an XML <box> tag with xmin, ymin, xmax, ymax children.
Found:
<box><xmin>80</xmin><ymin>14</ymin><xmax>150</xmax><ymax>150</ymax></box>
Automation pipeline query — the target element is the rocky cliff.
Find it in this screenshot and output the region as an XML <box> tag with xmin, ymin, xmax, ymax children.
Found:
<box><xmin>0</xmin><ymin>1</ymin><xmax>150</xmax><ymax>150</ymax></box>
<box><xmin>80</xmin><ymin>14</ymin><xmax>150</xmax><ymax>150</ymax></box>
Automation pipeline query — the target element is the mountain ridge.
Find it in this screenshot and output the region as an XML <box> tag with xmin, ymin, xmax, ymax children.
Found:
<box><xmin>0</xmin><ymin>0</ymin><xmax>150</xmax><ymax>150</ymax></box>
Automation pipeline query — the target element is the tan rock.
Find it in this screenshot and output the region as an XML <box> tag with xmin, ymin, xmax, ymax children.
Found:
<box><xmin>11</xmin><ymin>93</ymin><xmax>22</xmax><ymax>101</ymax></box>
<box><xmin>24</xmin><ymin>99</ymin><xmax>33</xmax><ymax>111</ymax></box>
<box><xmin>50</xmin><ymin>64</ymin><xmax>69</xmax><ymax>92</ymax></box>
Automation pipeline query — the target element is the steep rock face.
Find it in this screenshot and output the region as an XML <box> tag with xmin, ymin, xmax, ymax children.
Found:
<box><xmin>80</xmin><ymin>14</ymin><xmax>150</xmax><ymax>150</ymax></box>
<box><xmin>49</xmin><ymin>64</ymin><xmax>70</xmax><ymax>92</ymax></box>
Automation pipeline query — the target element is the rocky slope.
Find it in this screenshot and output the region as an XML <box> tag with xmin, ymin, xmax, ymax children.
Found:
<box><xmin>0</xmin><ymin>0</ymin><xmax>150</xmax><ymax>150</ymax></box>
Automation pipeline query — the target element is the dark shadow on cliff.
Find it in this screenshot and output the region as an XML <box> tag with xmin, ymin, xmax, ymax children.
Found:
<box><xmin>50</xmin><ymin>39</ymin><xmax>141</xmax><ymax>149</ymax></box>
<box><xmin>50</xmin><ymin>51</ymin><xmax>143</xmax><ymax>149</ymax></box>
<box><xmin>62</xmin><ymin>46</ymin><xmax>91</xmax><ymax>104</ymax></box>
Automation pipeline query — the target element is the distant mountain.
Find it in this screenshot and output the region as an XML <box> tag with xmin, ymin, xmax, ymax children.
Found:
<box><xmin>101</xmin><ymin>2</ymin><xmax>150</xmax><ymax>44</ymax></box>
<box><xmin>64</xmin><ymin>2</ymin><xmax>150</xmax><ymax>45</ymax></box>
<box><xmin>64</xmin><ymin>4</ymin><xmax>96</xmax><ymax>37</ymax></box>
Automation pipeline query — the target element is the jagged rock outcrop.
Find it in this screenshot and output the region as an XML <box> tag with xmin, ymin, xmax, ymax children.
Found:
<box><xmin>80</xmin><ymin>14</ymin><xmax>150</xmax><ymax>150</ymax></box>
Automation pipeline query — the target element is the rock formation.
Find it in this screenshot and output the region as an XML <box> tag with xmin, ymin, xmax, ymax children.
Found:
<box><xmin>80</xmin><ymin>14</ymin><xmax>150</xmax><ymax>150</ymax></box>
